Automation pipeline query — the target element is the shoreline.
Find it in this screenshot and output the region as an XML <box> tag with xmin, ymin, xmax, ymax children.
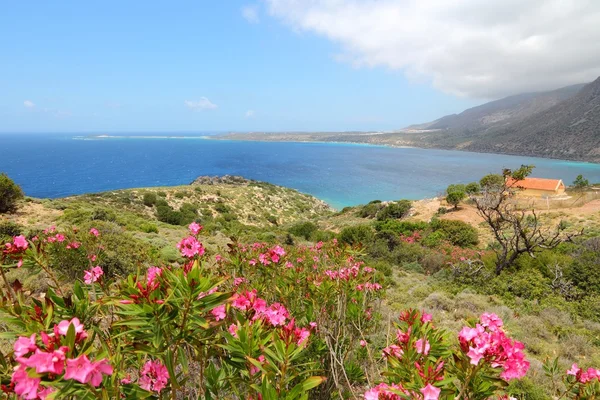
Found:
<box><xmin>207</xmin><ymin>134</ymin><xmax>600</xmax><ymax>165</ymax></box>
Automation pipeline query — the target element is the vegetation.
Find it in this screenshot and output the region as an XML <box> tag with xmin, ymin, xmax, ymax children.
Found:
<box><xmin>0</xmin><ymin>173</ymin><xmax>24</xmax><ymax>213</ymax></box>
<box><xmin>2</xmin><ymin>172</ymin><xmax>600</xmax><ymax>398</ymax></box>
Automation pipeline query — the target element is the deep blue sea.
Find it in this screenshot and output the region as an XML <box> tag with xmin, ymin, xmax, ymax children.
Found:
<box><xmin>2</xmin><ymin>133</ymin><xmax>600</xmax><ymax>209</ymax></box>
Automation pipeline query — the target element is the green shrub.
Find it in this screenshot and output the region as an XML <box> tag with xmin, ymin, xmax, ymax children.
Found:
<box><xmin>338</xmin><ymin>225</ymin><xmax>374</xmax><ymax>246</ymax></box>
<box><xmin>143</xmin><ymin>192</ymin><xmax>157</xmax><ymax>207</ymax></box>
<box><xmin>374</xmin><ymin>220</ymin><xmax>428</xmax><ymax>235</ymax></box>
<box><xmin>422</xmin><ymin>230</ymin><xmax>447</xmax><ymax>248</ymax></box>
<box><xmin>157</xmin><ymin>191</ymin><xmax>167</xmax><ymax>198</ymax></box>
<box><xmin>156</xmin><ymin>198</ymin><xmax>169</xmax><ymax>207</ymax></box>
<box><xmin>214</xmin><ymin>203</ymin><xmax>231</xmax><ymax>214</ymax></box>
<box><xmin>289</xmin><ymin>221</ymin><xmax>319</xmax><ymax>240</ymax></box>
<box><xmin>376</xmin><ymin>200</ymin><xmax>412</xmax><ymax>221</ymax></box>
<box><xmin>266</xmin><ymin>215</ymin><xmax>278</xmax><ymax>225</ymax></box>
<box><xmin>91</xmin><ymin>208</ymin><xmax>117</xmax><ymax>222</ymax></box>
<box><xmin>431</xmin><ymin>219</ymin><xmax>478</xmax><ymax>247</ymax></box>
<box><xmin>0</xmin><ymin>221</ymin><xmax>23</xmax><ymax>237</ymax></box>
<box><xmin>357</xmin><ymin>202</ymin><xmax>382</xmax><ymax>218</ymax></box>
<box><xmin>0</xmin><ymin>173</ymin><xmax>24</xmax><ymax>213</ymax></box>
<box><xmin>140</xmin><ymin>223</ymin><xmax>159</xmax><ymax>233</ymax></box>
<box><xmin>0</xmin><ymin>221</ymin><xmax>23</xmax><ymax>243</ymax></box>
<box><xmin>174</xmin><ymin>191</ymin><xmax>189</xmax><ymax>199</ymax></box>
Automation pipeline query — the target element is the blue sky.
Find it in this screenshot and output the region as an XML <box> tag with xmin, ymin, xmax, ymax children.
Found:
<box><xmin>4</xmin><ymin>1</ymin><xmax>596</xmax><ymax>133</ymax></box>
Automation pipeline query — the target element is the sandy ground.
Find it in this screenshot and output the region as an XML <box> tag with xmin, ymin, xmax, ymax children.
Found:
<box><xmin>1</xmin><ymin>201</ymin><xmax>63</xmax><ymax>229</ymax></box>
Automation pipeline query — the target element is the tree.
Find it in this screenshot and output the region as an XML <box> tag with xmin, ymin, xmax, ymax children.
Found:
<box><xmin>479</xmin><ymin>174</ymin><xmax>504</xmax><ymax>192</ymax></box>
<box><xmin>446</xmin><ymin>184</ymin><xmax>466</xmax><ymax>209</ymax></box>
<box><xmin>446</xmin><ymin>191</ymin><xmax>466</xmax><ymax>209</ymax></box>
<box><xmin>0</xmin><ymin>173</ymin><xmax>24</xmax><ymax>213</ymax></box>
<box><xmin>472</xmin><ymin>165</ymin><xmax>581</xmax><ymax>274</ymax></box>
<box><xmin>573</xmin><ymin>174</ymin><xmax>590</xmax><ymax>190</ymax></box>
<box><xmin>465</xmin><ymin>182</ymin><xmax>481</xmax><ymax>195</ymax></box>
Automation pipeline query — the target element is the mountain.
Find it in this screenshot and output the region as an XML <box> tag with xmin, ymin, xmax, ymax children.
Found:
<box><xmin>404</xmin><ymin>83</ymin><xmax>585</xmax><ymax>137</ymax></box>
<box><xmin>463</xmin><ymin>77</ymin><xmax>600</xmax><ymax>161</ymax></box>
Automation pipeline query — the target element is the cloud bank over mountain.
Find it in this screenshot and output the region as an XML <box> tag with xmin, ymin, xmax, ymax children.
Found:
<box><xmin>265</xmin><ymin>0</ymin><xmax>600</xmax><ymax>99</ymax></box>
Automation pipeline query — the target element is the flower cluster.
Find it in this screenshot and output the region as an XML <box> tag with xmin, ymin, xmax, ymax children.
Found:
<box><xmin>9</xmin><ymin>318</ymin><xmax>112</xmax><ymax>399</ymax></box>
<box><xmin>232</xmin><ymin>290</ymin><xmax>290</xmax><ymax>327</ymax></box>
<box><xmin>83</xmin><ymin>266</ymin><xmax>103</xmax><ymax>284</ymax></box>
<box><xmin>176</xmin><ymin>236</ymin><xmax>205</xmax><ymax>258</ymax></box>
<box><xmin>139</xmin><ymin>359</ymin><xmax>169</xmax><ymax>393</ymax></box>
<box><xmin>567</xmin><ymin>363</ymin><xmax>600</xmax><ymax>384</ymax></box>
<box><xmin>458</xmin><ymin>313</ymin><xmax>529</xmax><ymax>380</ymax></box>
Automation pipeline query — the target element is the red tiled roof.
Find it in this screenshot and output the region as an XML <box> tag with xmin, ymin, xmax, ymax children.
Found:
<box><xmin>506</xmin><ymin>177</ymin><xmax>564</xmax><ymax>191</ymax></box>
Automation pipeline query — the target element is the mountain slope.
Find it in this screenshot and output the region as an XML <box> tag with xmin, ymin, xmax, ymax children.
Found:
<box><xmin>464</xmin><ymin>77</ymin><xmax>600</xmax><ymax>161</ymax></box>
<box><xmin>405</xmin><ymin>83</ymin><xmax>585</xmax><ymax>136</ymax></box>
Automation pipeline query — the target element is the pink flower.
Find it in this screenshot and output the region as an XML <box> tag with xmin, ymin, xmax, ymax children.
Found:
<box><xmin>480</xmin><ymin>313</ymin><xmax>503</xmax><ymax>331</ymax></box>
<box><xmin>83</xmin><ymin>266</ymin><xmax>103</xmax><ymax>284</ymax></box>
<box><xmin>176</xmin><ymin>236</ymin><xmax>204</xmax><ymax>258</ymax></box>
<box><xmin>11</xmin><ymin>366</ymin><xmax>41</xmax><ymax>399</ymax></box>
<box><xmin>420</xmin><ymin>384</ymin><xmax>441</xmax><ymax>400</ymax></box>
<box><xmin>55</xmin><ymin>234</ymin><xmax>66</xmax><ymax>242</ymax></box>
<box><xmin>64</xmin><ymin>355</ymin><xmax>95</xmax><ymax>383</ymax></box>
<box><xmin>360</xmin><ymin>340</ymin><xmax>367</xmax><ymax>347</ymax></box>
<box><xmin>211</xmin><ymin>305</ymin><xmax>226</xmax><ymax>321</ymax></box>
<box><xmin>13</xmin><ymin>235</ymin><xmax>28</xmax><ymax>250</ymax></box>
<box><xmin>139</xmin><ymin>360</ymin><xmax>169</xmax><ymax>392</ymax></box>
<box><xmin>228</xmin><ymin>324</ymin><xmax>239</xmax><ymax>338</ymax></box>
<box><xmin>296</xmin><ymin>328</ymin><xmax>311</xmax><ymax>345</ymax></box>
<box><xmin>56</xmin><ymin>318</ymin><xmax>87</xmax><ymax>339</ymax></box>
<box><xmin>14</xmin><ymin>334</ymin><xmax>37</xmax><ymax>358</ymax></box>
<box><xmin>87</xmin><ymin>359</ymin><xmax>113</xmax><ymax>387</ymax></box>
<box><xmin>147</xmin><ymin>267</ymin><xmax>162</xmax><ymax>287</ymax></box>
<box><xmin>382</xmin><ymin>345</ymin><xmax>404</xmax><ymax>358</ymax></box>
<box><xmin>215</xmin><ymin>254</ymin><xmax>222</xmax><ymax>262</ymax></box>
<box><xmin>260</xmin><ymin>303</ymin><xmax>289</xmax><ymax>326</ymax></box>
<box><xmin>89</xmin><ymin>228</ymin><xmax>99</xmax><ymax>237</ymax></box>
<box><xmin>421</xmin><ymin>312</ymin><xmax>433</xmax><ymax>323</ymax></box>
<box><xmin>415</xmin><ymin>338</ymin><xmax>430</xmax><ymax>355</ymax></box>
<box><xmin>22</xmin><ymin>348</ymin><xmax>67</xmax><ymax>374</ymax></box>
<box><xmin>188</xmin><ymin>222</ymin><xmax>203</xmax><ymax>235</ymax></box>
<box><xmin>467</xmin><ymin>346</ymin><xmax>485</xmax><ymax>365</ymax></box>
<box><xmin>567</xmin><ymin>363</ymin><xmax>581</xmax><ymax>376</ymax></box>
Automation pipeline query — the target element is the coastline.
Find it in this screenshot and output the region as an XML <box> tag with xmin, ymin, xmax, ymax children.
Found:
<box><xmin>206</xmin><ymin>133</ymin><xmax>600</xmax><ymax>165</ymax></box>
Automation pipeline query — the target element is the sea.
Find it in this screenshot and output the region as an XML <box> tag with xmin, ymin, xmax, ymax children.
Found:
<box><xmin>2</xmin><ymin>133</ymin><xmax>600</xmax><ymax>209</ymax></box>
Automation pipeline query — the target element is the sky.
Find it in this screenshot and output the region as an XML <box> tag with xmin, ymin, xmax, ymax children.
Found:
<box><xmin>2</xmin><ymin>0</ymin><xmax>600</xmax><ymax>133</ymax></box>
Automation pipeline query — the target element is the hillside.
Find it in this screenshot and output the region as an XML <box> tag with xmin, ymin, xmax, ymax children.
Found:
<box><xmin>405</xmin><ymin>83</ymin><xmax>585</xmax><ymax>134</ymax></box>
<box><xmin>464</xmin><ymin>76</ymin><xmax>600</xmax><ymax>160</ymax></box>
<box><xmin>4</xmin><ymin>175</ymin><xmax>600</xmax><ymax>398</ymax></box>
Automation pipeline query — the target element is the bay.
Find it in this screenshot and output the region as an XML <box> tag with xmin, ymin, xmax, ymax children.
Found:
<box><xmin>2</xmin><ymin>133</ymin><xmax>600</xmax><ymax>209</ymax></box>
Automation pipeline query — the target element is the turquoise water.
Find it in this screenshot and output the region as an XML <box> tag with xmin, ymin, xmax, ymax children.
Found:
<box><xmin>2</xmin><ymin>133</ymin><xmax>600</xmax><ymax>209</ymax></box>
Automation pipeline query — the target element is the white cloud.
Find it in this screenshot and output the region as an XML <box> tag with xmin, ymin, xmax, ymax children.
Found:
<box><xmin>242</xmin><ymin>4</ymin><xmax>260</xmax><ymax>24</ymax></box>
<box><xmin>23</xmin><ymin>100</ymin><xmax>35</xmax><ymax>108</ymax></box>
<box><xmin>245</xmin><ymin>110</ymin><xmax>255</xmax><ymax>118</ymax></box>
<box><xmin>264</xmin><ymin>0</ymin><xmax>600</xmax><ymax>98</ymax></box>
<box><xmin>184</xmin><ymin>97</ymin><xmax>218</xmax><ymax>111</ymax></box>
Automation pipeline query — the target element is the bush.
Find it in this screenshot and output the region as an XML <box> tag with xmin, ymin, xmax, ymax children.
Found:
<box><xmin>0</xmin><ymin>173</ymin><xmax>24</xmax><ymax>213</ymax></box>
<box><xmin>357</xmin><ymin>202</ymin><xmax>383</xmax><ymax>218</ymax></box>
<box><xmin>289</xmin><ymin>221</ymin><xmax>319</xmax><ymax>240</ymax></box>
<box><xmin>431</xmin><ymin>219</ymin><xmax>479</xmax><ymax>247</ymax></box>
<box><xmin>143</xmin><ymin>192</ymin><xmax>157</xmax><ymax>207</ymax></box>
<box><xmin>0</xmin><ymin>221</ymin><xmax>23</xmax><ymax>238</ymax></box>
<box><xmin>374</xmin><ymin>220</ymin><xmax>428</xmax><ymax>235</ymax></box>
<box><xmin>140</xmin><ymin>223</ymin><xmax>159</xmax><ymax>233</ymax></box>
<box><xmin>338</xmin><ymin>225</ymin><xmax>374</xmax><ymax>246</ymax></box>
<box><xmin>156</xmin><ymin>198</ymin><xmax>169</xmax><ymax>207</ymax></box>
<box><xmin>376</xmin><ymin>200</ymin><xmax>412</xmax><ymax>221</ymax></box>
